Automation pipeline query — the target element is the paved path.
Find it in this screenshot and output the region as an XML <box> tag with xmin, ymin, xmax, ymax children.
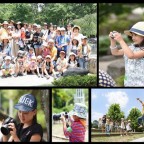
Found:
<box><xmin>0</xmin><ymin>74</ymin><xmax>54</xmax><ymax>86</ymax></box>
<box><xmin>131</xmin><ymin>137</ymin><xmax>144</xmax><ymax>142</ymax></box>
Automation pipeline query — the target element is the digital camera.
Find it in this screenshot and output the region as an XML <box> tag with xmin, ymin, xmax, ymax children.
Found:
<box><xmin>1</xmin><ymin>117</ymin><xmax>17</xmax><ymax>135</ymax></box>
<box><xmin>111</xmin><ymin>31</ymin><xmax>117</xmax><ymax>39</ymax></box>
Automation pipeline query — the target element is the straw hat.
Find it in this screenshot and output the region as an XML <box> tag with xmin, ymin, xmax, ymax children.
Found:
<box><xmin>70</xmin><ymin>103</ymin><xmax>87</xmax><ymax>119</ymax></box>
<box><xmin>124</xmin><ymin>22</ymin><xmax>144</xmax><ymax>37</ymax></box>
<box><xmin>3</xmin><ymin>21</ymin><xmax>9</xmax><ymax>25</ymax></box>
<box><xmin>72</xmin><ymin>25</ymin><xmax>81</xmax><ymax>31</ymax></box>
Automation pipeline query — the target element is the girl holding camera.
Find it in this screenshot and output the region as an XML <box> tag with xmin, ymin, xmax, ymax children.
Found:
<box><xmin>109</xmin><ymin>22</ymin><xmax>144</xmax><ymax>86</ymax></box>
<box><xmin>1</xmin><ymin>94</ymin><xmax>43</xmax><ymax>142</ymax></box>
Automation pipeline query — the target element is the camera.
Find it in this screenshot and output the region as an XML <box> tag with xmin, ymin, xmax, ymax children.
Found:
<box><xmin>111</xmin><ymin>31</ymin><xmax>117</xmax><ymax>39</ymax></box>
<box><xmin>1</xmin><ymin>117</ymin><xmax>17</xmax><ymax>135</ymax></box>
<box><xmin>64</xmin><ymin>112</ymin><xmax>69</xmax><ymax>119</ymax></box>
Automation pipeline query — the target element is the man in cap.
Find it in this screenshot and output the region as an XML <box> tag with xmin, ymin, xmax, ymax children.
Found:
<box><xmin>77</xmin><ymin>36</ymin><xmax>91</xmax><ymax>69</ymax></box>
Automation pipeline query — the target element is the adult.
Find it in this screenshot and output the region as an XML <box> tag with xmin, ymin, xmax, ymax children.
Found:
<box><xmin>77</xmin><ymin>36</ymin><xmax>91</xmax><ymax>69</ymax></box>
<box><xmin>0</xmin><ymin>21</ymin><xmax>9</xmax><ymax>43</ymax></box>
<box><xmin>66</xmin><ymin>23</ymin><xmax>72</xmax><ymax>38</ymax></box>
<box><xmin>56</xmin><ymin>27</ymin><xmax>70</xmax><ymax>58</ymax></box>
<box><xmin>71</xmin><ymin>25</ymin><xmax>83</xmax><ymax>45</ymax></box>
<box><xmin>33</xmin><ymin>25</ymin><xmax>43</xmax><ymax>56</ymax></box>
<box><xmin>41</xmin><ymin>22</ymin><xmax>49</xmax><ymax>44</ymax></box>
<box><xmin>47</xmin><ymin>39</ymin><xmax>57</xmax><ymax>66</ymax></box>
<box><xmin>47</xmin><ymin>25</ymin><xmax>55</xmax><ymax>41</ymax></box>
<box><xmin>102</xmin><ymin>115</ymin><xmax>106</xmax><ymax>133</ymax></box>
<box><xmin>137</xmin><ymin>98</ymin><xmax>144</xmax><ymax>128</ymax></box>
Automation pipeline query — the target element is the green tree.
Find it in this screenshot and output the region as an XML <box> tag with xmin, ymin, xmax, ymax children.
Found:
<box><xmin>127</xmin><ymin>108</ymin><xmax>141</xmax><ymax>132</ymax></box>
<box><xmin>107</xmin><ymin>103</ymin><xmax>125</xmax><ymax>123</ymax></box>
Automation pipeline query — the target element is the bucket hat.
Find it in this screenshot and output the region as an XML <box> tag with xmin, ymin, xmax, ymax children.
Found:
<box><xmin>14</xmin><ymin>94</ymin><xmax>37</xmax><ymax>112</ymax></box>
<box><xmin>124</xmin><ymin>22</ymin><xmax>144</xmax><ymax>37</ymax></box>
<box><xmin>3</xmin><ymin>21</ymin><xmax>9</xmax><ymax>25</ymax></box>
<box><xmin>70</xmin><ymin>103</ymin><xmax>87</xmax><ymax>119</ymax></box>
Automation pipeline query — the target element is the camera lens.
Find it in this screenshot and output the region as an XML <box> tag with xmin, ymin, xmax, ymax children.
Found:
<box><xmin>1</xmin><ymin>124</ymin><xmax>10</xmax><ymax>135</ymax></box>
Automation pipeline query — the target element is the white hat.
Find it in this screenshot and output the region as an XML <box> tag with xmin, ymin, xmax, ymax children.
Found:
<box><xmin>5</xmin><ymin>56</ymin><xmax>11</xmax><ymax>60</ymax></box>
<box><xmin>46</xmin><ymin>55</ymin><xmax>51</xmax><ymax>59</ymax></box>
<box><xmin>42</xmin><ymin>42</ymin><xmax>48</xmax><ymax>47</ymax></box>
<box><xmin>48</xmin><ymin>39</ymin><xmax>54</xmax><ymax>43</ymax></box>
<box><xmin>124</xmin><ymin>22</ymin><xmax>144</xmax><ymax>37</ymax></box>
<box><xmin>70</xmin><ymin>103</ymin><xmax>87</xmax><ymax>119</ymax></box>
<box><xmin>16</xmin><ymin>21</ymin><xmax>21</xmax><ymax>25</ymax></box>
<box><xmin>69</xmin><ymin>52</ymin><xmax>76</xmax><ymax>57</ymax></box>
<box><xmin>37</xmin><ymin>25</ymin><xmax>41</xmax><ymax>29</ymax></box>
<box><xmin>72</xmin><ymin>25</ymin><xmax>81</xmax><ymax>31</ymax></box>
<box><xmin>31</xmin><ymin>56</ymin><xmax>36</xmax><ymax>60</ymax></box>
<box><xmin>3</xmin><ymin>21</ymin><xmax>9</xmax><ymax>25</ymax></box>
<box><xmin>8</xmin><ymin>26</ymin><xmax>12</xmax><ymax>29</ymax></box>
<box><xmin>81</xmin><ymin>36</ymin><xmax>88</xmax><ymax>39</ymax></box>
<box><xmin>33</xmin><ymin>23</ymin><xmax>37</xmax><ymax>26</ymax></box>
<box><xmin>37</xmin><ymin>55</ymin><xmax>42</xmax><ymax>59</ymax></box>
<box><xmin>60</xmin><ymin>27</ymin><xmax>65</xmax><ymax>31</ymax></box>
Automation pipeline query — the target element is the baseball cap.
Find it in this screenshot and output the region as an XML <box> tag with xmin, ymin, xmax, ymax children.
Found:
<box><xmin>14</xmin><ymin>94</ymin><xmax>37</xmax><ymax>112</ymax></box>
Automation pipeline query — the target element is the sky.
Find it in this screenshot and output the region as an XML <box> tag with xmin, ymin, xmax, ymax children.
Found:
<box><xmin>91</xmin><ymin>88</ymin><xmax>144</xmax><ymax>122</ymax></box>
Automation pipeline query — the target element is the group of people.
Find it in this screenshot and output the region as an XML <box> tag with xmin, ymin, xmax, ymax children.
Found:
<box><xmin>0</xmin><ymin>20</ymin><xmax>91</xmax><ymax>79</ymax></box>
<box><xmin>98</xmin><ymin>115</ymin><xmax>132</xmax><ymax>136</ymax></box>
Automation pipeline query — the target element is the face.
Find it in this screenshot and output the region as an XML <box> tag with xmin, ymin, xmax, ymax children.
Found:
<box><xmin>60</xmin><ymin>53</ymin><xmax>65</xmax><ymax>58</ymax></box>
<box><xmin>131</xmin><ymin>33</ymin><xmax>144</xmax><ymax>45</ymax></box>
<box><xmin>3</xmin><ymin>39</ymin><xmax>9</xmax><ymax>44</ymax></box>
<box><xmin>3</xmin><ymin>24</ymin><xmax>8</xmax><ymax>29</ymax></box>
<box><xmin>67</xmin><ymin>25</ymin><xmax>71</xmax><ymax>30</ymax></box>
<box><xmin>70</xmin><ymin>55</ymin><xmax>75</xmax><ymax>60</ymax></box>
<box><xmin>5</xmin><ymin>59</ymin><xmax>10</xmax><ymax>64</ymax></box>
<box><xmin>18</xmin><ymin>110</ymin><xmax>36</xmax><ymax>124</ymax></box>
<box><xmin>49</xmin><ymin>26</ymin><xmax>53</xmax><ymax>31</ymax></box>
<box><xmin>17</xmin><ymin>24</ymin><xmax>21</xmax><ymax>29</ymax></box>
<box><xmin>60</xmin><ymin>30</ymin><xmax>65</xmax><ymax>35</ymax></box>
<box><xmin>46</xmin><ymin>58</ymin><xmax>51</xmax><ymax>62</ymax></box>
<box><xmin>72</xmin><ymin>39</ymin><xmax>78</xmax><ymax>45</ymax></box>
<box><xmin>29</xmin><ymin>49</ymin><xmax>33</xmax><ymax>54</ymax></box>
<box><xmin>82</xmin><ymin>39</ymin><xmax>87</xmax><ymax>45</ymax></box>
<box><xmin>73</xmin><ymin>28</ymin><xmax>79</xmax><ymax>33</ymax></box>
<box><xmin>48</xmin><ymin>42</ymin><xmax>54</xmax><ymax>47</ymax></box>
<box><xmin>72</xmin><ymin>115</ymin><xmax>79</xmax><ymax>121</ymax></box>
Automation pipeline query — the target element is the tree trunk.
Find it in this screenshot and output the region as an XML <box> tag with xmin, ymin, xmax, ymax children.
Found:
<box><xmin>41</xmin><ymin>90</ymin><xmax>50</xmax><ymax>142</ymax></box>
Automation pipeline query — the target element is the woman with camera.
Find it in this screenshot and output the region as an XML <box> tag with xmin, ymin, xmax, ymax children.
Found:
<box><xmin>1</xmin><ymin>94</ymin><xmax>43</xmax><ymax>142</ymax></box>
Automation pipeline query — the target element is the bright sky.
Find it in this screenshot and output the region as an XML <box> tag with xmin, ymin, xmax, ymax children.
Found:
<box><xmin>91</xmin><ymin>88</ymin><xmax>144</xmax><ymax>122</ymax></box>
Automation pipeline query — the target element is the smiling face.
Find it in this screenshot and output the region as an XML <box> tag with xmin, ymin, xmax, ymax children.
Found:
<box><xmin>131</xmin><ymin>33</ymin><xmax>144</xmax><ymax>45</ymax></box>
<box><xmin>18</xmin><ymin>110</ymin><xmax>36</xmax><ymax>124</ymax></box>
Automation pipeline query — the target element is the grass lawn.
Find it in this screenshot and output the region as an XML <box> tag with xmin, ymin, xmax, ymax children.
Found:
<box><xmin>91</xmin><ymin>134</ymin><xmax>144</xmax><ymax>142</ymax></box>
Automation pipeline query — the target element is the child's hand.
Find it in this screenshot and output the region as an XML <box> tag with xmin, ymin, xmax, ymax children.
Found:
<box><xmin>113</xmin><ymin>32</ymin><xmax>124</xmax><ymax>43</ymax></box>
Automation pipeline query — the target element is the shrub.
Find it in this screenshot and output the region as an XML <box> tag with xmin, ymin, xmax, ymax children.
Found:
<box><xmin>52</xmin><ymin>75</ymin><xmax>97</xmax><ymax>87</ymax></box>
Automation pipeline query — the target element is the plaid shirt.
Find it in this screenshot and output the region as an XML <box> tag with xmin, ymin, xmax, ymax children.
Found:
<box><xmin>64</xmin><ymin>120</ymin><xmax>85</xmax><ymax>142</ymax></box>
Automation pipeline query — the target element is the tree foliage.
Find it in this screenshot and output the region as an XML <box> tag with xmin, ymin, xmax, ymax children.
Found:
<box><xmin>107</xmin><ymin>103</ymin><xmax>125</xmax><ymax>123</ymax></box>
<box><xmin>127</xmin><ymin>108</ymin><xmax>142</xmax><ymax>131</ymax></box>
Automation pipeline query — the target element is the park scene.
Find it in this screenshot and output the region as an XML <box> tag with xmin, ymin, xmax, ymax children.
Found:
<box><xmin>52</xmin><ymin>88</ymin><xmax>89</xmax><ymax>142</ymax></box>
<box><xmin>0</xmin><ymin>89</ymin><xmax>50</xmax><ymax>142</ymax></box>
<box><xmin>0</xmin><ymin>3</ymin><xmax>97</xmax><ymax>86</ymax></box>
<box><xmin>91</xmin><ymin>88</ymin><xmax>144</xmax><ymax>142</ymax></box>
<box><xmin>99</xmin><ymin>3</ymin><xmax>144</xmax><ymax>87</ymax></box>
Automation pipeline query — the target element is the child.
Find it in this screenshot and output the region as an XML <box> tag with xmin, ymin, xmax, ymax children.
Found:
<box><xmin>43</xmin><ymin>55</ymin><xmax>55</xmax><ymax>79</ymax></box>
<box><xmin>60</xmin><ymin>103</ymin><xmax>87</xmax><ymax>142</ymax></box>
<box><xmin>56</xmin><ymin>51</ymin><xmax>68</xmax><ymax>77</ymax></box>
<box><xmin>1</xmin><ymin>56</ymin><xmax>14</xmax><ymax>78</ymax></box>
<box><xmin>27</xmin><ymin>47</ymin><xmax>35</xmax><ymax>62</ymax></box>
<box><xmin>109</xmin><ymin>22</ymin><xmax>144</xmax><ymax>86</ymax></box>
<box><xmin>67</xmin><ymin>52</ymin><xmax>78</xmax><ymax>69</ymax></box>
<box><xmin>27</xmin><ymin>56</ymin><xmax>37</xmax><ymax>75</ymax></box>
<box><xmin>126</xmin><ymin>120</ymin><xmax>132</xmax><ymax>136</ymax></box>
<box><xmin>120</xmin><ymin>118</ymin><xmax>125</xmax><ymax>136</ymax></box>
<box><xmin>70</xmin><ymin>37</ymin><xmax>79</xmax><ymax>55</ymax></box>
<box><xmin>105</xmin><ymin>118</ymin><xmax>110</xmax><ymax>135</ymax></box>
<box><xmin>14</xmin><ymin>54</ymin><xmax>26</xmax><ymax>77</ymax></box>
<box><xmin>1</xmin><ymin>94</ymin><xmax>43</xmax><ymax>142</ymax></box>
<box><xmin>36</xmin><ymin>55</ymin><xmax>44</xmax><ymax>78</ymax></box>
<box><xmin>41</xmin><ymin>42</ymin><xmax>50</xmax><ymax>58</ymax></box>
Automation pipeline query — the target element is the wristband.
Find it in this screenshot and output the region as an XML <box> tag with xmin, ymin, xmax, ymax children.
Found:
<box><xmin>110</xmin><ymin>45</ymin><xmax>117</xmax><ymax>50</ymax></box>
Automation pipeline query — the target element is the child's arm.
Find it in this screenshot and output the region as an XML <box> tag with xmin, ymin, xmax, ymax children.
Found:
<box><xmin>113</xmin><ymin>32</ymin><xmax>144</xmax><ymax>59</ymax></box>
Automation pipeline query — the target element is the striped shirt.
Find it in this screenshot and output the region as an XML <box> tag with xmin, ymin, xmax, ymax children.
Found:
<box><xmin>64</xmin><ymin>120</ymin><xmax>85</xmax><ymax>142</ymax></box>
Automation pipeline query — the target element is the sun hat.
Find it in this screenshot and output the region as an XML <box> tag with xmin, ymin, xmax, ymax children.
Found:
<box><xmin>8</xmin><ymin>26</ymin><xmax>12</xmax><ymax>29</ymax></box>
<box><xmin>60</xmin><ymin>51</ymin><xmax>66</xmax><ymax>54</ymax></box>
<box><xmin>37</xmin><ymin>55</ymin><xmax>42</xmax><ymax>59</ymax></box>
<box><xmin>31</xmin><ymin>56</ymin><xmax>36</xmax><ymax>60</ymax></box>
<box><xmin>70</xmin><ymin>103</ymin><xmax>87</xmax><ymax>119</ymax></box>
<box><xmin>3</xmin><ymin>21</ymin><xmax>9</xmax><ymax>25</ymax></box>
<box><xmin>81</xmin><ymin>36</ymin><xmax>88</xmax><ymax>40</ymax></box>
<box><xmin>16</xmin><ymin>21</ymin><xmax>21</xmax><ymax>25</ymax></box>
<box><xmin>72</xmin><ymin>25</ymin><xmax>81</xmax><ymax>31</ymax></box>
<box><xmin>14</xmin><ymin>94</ymin><xmax>37</xmax><ymax>112</ymax></box>
<box><xmin>44</xmin><ymin>22</ymin><xmax>47</xmax><ymax>25</ymax></box>
<box><xmin>48</xmin><ymin>39</ymin><xmax>54</xmax><ymax>43</ymax></box>
<box><xmin>42</xmin><ymin>42</ymin><xmax>48</xmax><ymax>47</ymax></box>
<box><xmin>124</xmin><ymin>22</ymin><xmax>144</xmax><ymax>37</ymax></box>
<box><xmin>37</xmin><ymin>25</ymin><xmax>41</xmax><ymax>29</ymax></box>
<box><xmin>46</xmin><ymin>55</ymin><xmax>51</xmax><ymax>59</ymax></box>
<box><xmin>5</xmin><ymin>56</ymin><xmax>11</xmax><ymax>60</ymax></box>
<box><xmin>69</xmin><ymin>52</ymin><xmax>76</xmax><ymax>57</ymax></box>
<box><xmin>60</xmin><ymin>27</ymin><xmax>66</xmax><ymax>31</ymax></box>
